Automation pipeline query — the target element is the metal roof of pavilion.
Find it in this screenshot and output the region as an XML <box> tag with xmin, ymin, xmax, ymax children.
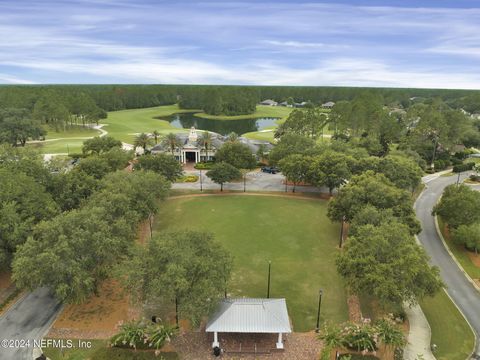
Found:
<box><xmin>205</xmin><ymin>298</ymin><xmax>291</xmax><ymax>334</ymax></box>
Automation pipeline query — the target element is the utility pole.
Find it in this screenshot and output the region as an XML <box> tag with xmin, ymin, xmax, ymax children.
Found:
<box><xmin>315</xmin><ymin>289</ymin><xmax>323</xmax><ymax>332</ymax></box>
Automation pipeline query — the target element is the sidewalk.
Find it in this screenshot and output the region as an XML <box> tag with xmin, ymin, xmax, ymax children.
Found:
<box><xmin>403</xmin><ymin>304</ymin><xmax>436</xmax><ymax>360</ymax></box>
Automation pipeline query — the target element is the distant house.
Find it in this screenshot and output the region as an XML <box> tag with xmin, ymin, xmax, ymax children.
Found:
<box><xmin>294</xmin><ymin>101</ymin><xmax>307</xmax><ymax>108</ymax></box>
<box><xmin>389</xmin><ymin>108</ymin><xmax>407</xmax><ymax>117</ymax></box>
<box><xmin>279</xmin><ymin>101</ymin><xmax>293</xmax><ymax>108</ymax></box>
<box><xmin>321</xmin><ymin>101</ymin><xmax>335</xmax><ymax>109</ymax></box>
<box><xmin>151</xmin><ymin>127</ymin><xmax>273</xmax><ymax>164</ymax></box>
<box><xmin>260</xmin><ymin>99</ymin><xmax>278</xmax><ymax>106</ymax></box>
<box><xmin>471</xmin><ymin>113</ymin><xmax>480</xmax><ymax>120</ymax></box>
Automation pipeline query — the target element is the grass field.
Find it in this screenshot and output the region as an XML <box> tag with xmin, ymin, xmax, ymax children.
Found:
<box><xmin>153</xmin><ymin>195</ymin><xmax>348</xmax><ymax>331</ymax></box>
<box><xmin>242</xmin><ymin>128</ymin><xmax>276</xmax><ymax>142</ymax></box>
<box><xmin>27</xmin><ymin>126</ymin><xmax>101</xmax><ymax>154</ymax></box>
<box><xmin>420</xmin><ymin>290</ymin><xmax>475</xmax><ymax>360</ymax></box>
<box><xmin>43</xmin><ymin>339</ymin><xmax>179</xmax><ymax>360</ymax></box>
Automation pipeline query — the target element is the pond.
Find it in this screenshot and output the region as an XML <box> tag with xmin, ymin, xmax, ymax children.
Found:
<box><xmin>159</xmin><ymin>112</ymin><xmax>278</xmax><ymax>135</ymax></box>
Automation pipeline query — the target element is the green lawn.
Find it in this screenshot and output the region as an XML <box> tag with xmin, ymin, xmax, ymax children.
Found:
<box><xmin>194</xmin><ymin>105</ymin><xmax>294</xmax><ymax>120</ymax></box>
<box><xmin>437</xmin><ymin>218</ymin><xmax>480</xmax><ymax>279</ymax></box>
<box><xmin>44</xmin><ymin>126</ymin><xmax>100</xmax><ymax>140</ymax></box>
<box><xmin>153</xmin><ymin>195</ymin><xmax>348</xmax><ymax>331</ymax></box>
<box><xmin>43</xmin><ymin>340</ymin><xmax>178</xmax><ymax>360</ymax></box>
<box><xmin>242</xmin><ymin>128</ymin><xmax>276</xmax><ymax>142</ymax></box>
<box><xmin>28</xmin><ymin>139</ymin><xmax>86</xmax><ymax>154</ymax></box>
<box><xmin>420</xmin><ymin>290</ymin><xmax>475</xmax><ymax>360</ymax></box>
<box><xmin>26</xmin><ymin>126</ymin><xmax>101</xmax><ymax>154</ymax></box>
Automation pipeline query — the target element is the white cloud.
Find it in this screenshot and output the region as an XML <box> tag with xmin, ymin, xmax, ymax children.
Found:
<box><xmin>0</xmin><ymin>73</ymin><xmax>36</xmax><ymax>84</ymax></box>
<box><xmin>0</xmin><ymin>1</ymin><xmax>480</xmax><ymax>88</ymax></box>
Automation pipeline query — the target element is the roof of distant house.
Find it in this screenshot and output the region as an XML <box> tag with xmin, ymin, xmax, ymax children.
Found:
<box><xmin>260</xmin><ymin>99</ymin><xmax>278</xmax><ymax>105</ymax></box>
<box><xmin>322</xmin><ymin>101</ymin><xmax>335</xmax><ymax>107</ymax></box>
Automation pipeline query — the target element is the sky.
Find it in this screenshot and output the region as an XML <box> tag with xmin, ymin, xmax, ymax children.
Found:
<box><xmin>1</xmin><ymin>0</ymin><xmax>480</xmax><ymax>89</ymax></box>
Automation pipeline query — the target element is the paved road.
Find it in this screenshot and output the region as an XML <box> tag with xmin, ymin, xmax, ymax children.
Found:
<box><xmin>416</xmin><ymin>173</ymin><xmax>480</xmax><ymax>357</ymax></box>
<box><xmin>0</xmin><ymin>287</ymin><xmax>62</xmax><ymax>360</ymax></box>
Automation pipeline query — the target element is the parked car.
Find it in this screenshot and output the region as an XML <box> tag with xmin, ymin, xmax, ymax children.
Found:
<box><xmin>261</xmin><ymin>166</ymin><xmax>279</xmax><ymax>174</ymax></box>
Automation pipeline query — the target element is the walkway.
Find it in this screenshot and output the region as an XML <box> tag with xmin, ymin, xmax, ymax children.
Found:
<box><xmin>403</xmin><ymin>304</ymin><xmax>435</xmax><ymax>360</ymax></box>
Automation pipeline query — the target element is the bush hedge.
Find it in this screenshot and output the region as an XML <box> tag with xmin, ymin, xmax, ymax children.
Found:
<box><xmin>452</xmin><ymin>162</ymin><xmax>475</xmax><ymax>173</ymax></box>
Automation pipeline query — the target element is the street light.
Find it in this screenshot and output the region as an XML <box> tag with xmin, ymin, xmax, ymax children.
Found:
<box><xmin>266</xmin><ymin>261</ymin><xmax>271</xmax><ymax>298</ymax></box>
<box><xmin>339</xmin><ymin>215</ymin><xmax>346</xmax><ymax>248</ymax></box>
<box><xmin>315</xmin><ymin>289</ymin><xmax>323</xmax><ymax>332</ymax></box>
<box><xmin>199</xmin><ymin>169</ymin><xmax>203</xmax><ymax>192</ymax></box>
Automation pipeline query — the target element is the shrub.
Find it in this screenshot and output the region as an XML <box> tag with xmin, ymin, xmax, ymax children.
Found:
<box><xmin>111</xmin><ymin>319</ymin><xmax>177</xmax><ymax>350</ymax></box>
<box><xmin>111</xmin><ymin>320</ymin><xmax>148</xmax><ymax>350</ymax></box>
<box><xmin>341</xmin><ymin>323</ymin><xmax>377</xmax><ymax>352</ymax></box>
<box><xmin>145</xmin><ymin>322</ymin><xmax>177</xmax><ymax>350</ymax></box>
<box><xmin>194</xmin><ymin>161</ymin><xmax>215</xmax><ymax>170</ymax></box>
<box><xmin>451</xmin><ymin>157</ymin><xmax>463</xmax><ymax>166</ymax></box>
<box><xmin>453</xmin><ymin>162</ymin><xmax>475</xmax><ymax>173</ymax></box>
<box><xmin>178</xmin><ymin>175</ymin><xmax>198</xmax><ymax>183</ymax></box>
<box><xmin>470</xmin><ymin>174</ymin><xmax>480</xmax><ymax>182</ymax></box>
<box><xmin>433</xmin><ymin>160</ymin><xmax>447</xmax><ymax>170</ymax></box>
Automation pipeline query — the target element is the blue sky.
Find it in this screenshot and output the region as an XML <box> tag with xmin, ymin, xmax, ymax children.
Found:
<box><xmin>1</xmin><ymin>0</ymin><xmax>480</xmax><ymax>89</ymax></box>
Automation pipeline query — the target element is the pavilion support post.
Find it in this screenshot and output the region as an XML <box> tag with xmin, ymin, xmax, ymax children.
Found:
<box><xmin>276</xmin><ymin>333</ymin><xmax>284</xmax><ymax>349</ymax></box>
<box><xmin>212</xmin><ymin>332</ymin><xmax>219</xmax><ymax>348</ymax></box>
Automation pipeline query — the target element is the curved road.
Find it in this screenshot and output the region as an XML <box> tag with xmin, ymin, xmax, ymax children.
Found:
<box><xmin>0</xmin><ymin>287</ymin><xmax>62</xmax><ymax>360</ymax></box>
<box><xmin>416</xmin><ymin>172</ymin><xmax>480</xmax><ymax>357</ymax></box>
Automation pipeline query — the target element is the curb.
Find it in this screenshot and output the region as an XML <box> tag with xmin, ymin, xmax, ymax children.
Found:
<box><xmin>430</xmin><ymin>182</ymin><xmax>480</xmax><ymax>358</ymax></box>
<box><xmin>433</xmin><ymin>214</ymin><xmax>480</xmax><ymax>359</ymax></box>
<box><xmin>433</xmin><ymin>215</ymin><xmax>480</xmax><ymax>293</ymax></box>
<box><xmin>414</xmin><ymin>178</ymin><xmax>478</xmax><ymax>359</ymax></box>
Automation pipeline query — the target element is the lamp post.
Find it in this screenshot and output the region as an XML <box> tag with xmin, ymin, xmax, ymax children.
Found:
<box><xmin>315</xmin><ymin>289</ymin><xmax>323</xmax><ymax>332</ymax></box>
<box><xmin>430</xmin><ymin>133</ymin><xmax>439</xmax><ymax>171</ymax></box>
<box><xmin>243</xmin><ymin>170</ymin><xmax>247</xmax><ymax>192</ymax></box>
<box><xmin>339</xmin><ymin>215</ymin><xmax>346</xmax><ymax>248</ymax></box>
<box><xmin>456</xmin><ymin>171</ymin><xmax>461</xmax><ymax>186</ymax></box>
<box><xmin>224</xmin><ymin>262</ymin><xmax>227</xmax><ymax>298</ymax></box>
<box><xmin>267</xmin><ymin>261</ymin><xmax>271</xmax><ymax>298</ymax></box>
<box><xmin>200</xmin><ymin>169</ymin><xmax>203</xmax><ymax>192</ymax></box>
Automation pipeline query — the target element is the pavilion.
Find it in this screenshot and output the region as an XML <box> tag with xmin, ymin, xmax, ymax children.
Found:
<box><xmin>205</xmin><ymin>298</ymin><xmax>291</xmax><ymax>350</ymax></box>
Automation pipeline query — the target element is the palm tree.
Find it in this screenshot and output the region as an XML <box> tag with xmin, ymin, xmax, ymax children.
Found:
<box><xmin>200</xmin><ymin>131</ymin><xmax>213</xmax><ymax>161</ymax></box>
<box><xmin>152</xmin><ymin>130</ymin><xmax>160</xmax><ymax>144</ymax></box>
<box><xmin>134</xmin><ymin>133</ymin><xmax>152</xmax><ymax>153</ymax></box>
<box><xmin>227</xmin><ymin>132</ymin><xmax>239</xmax><ymax>142</ymax></box>
<box><xmin>163</xmin><ymin>132</ymin><xmax>181</xmax><ymax>155</ymax></box>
